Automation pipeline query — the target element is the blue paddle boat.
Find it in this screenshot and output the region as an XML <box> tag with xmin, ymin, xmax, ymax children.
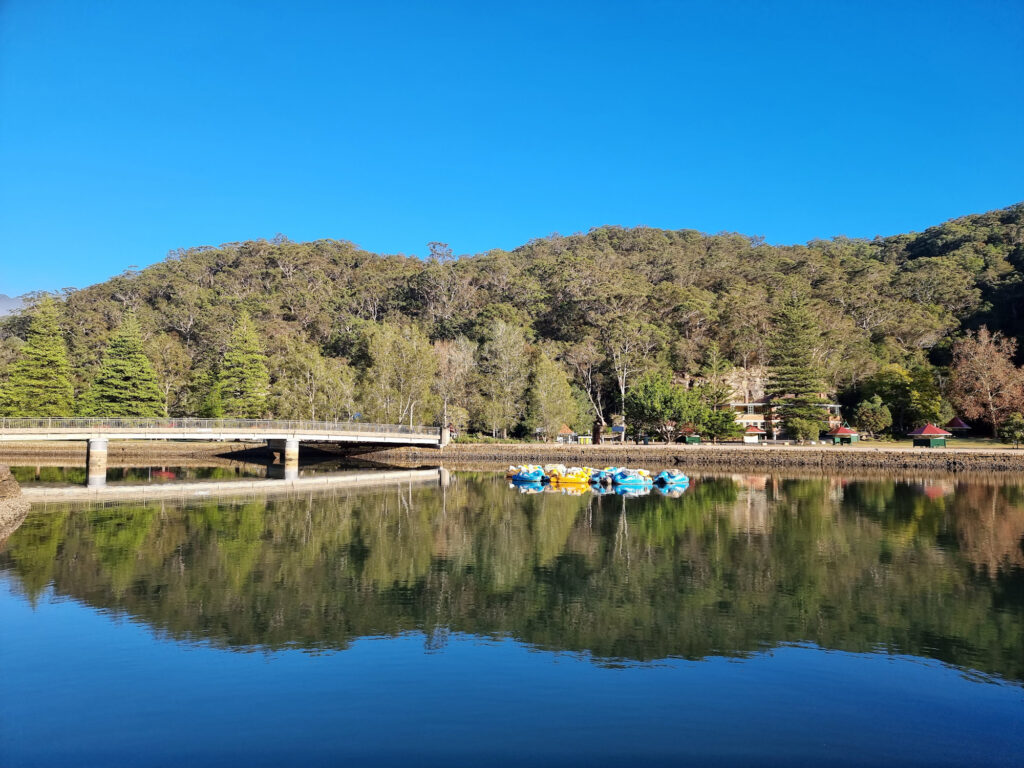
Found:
<box><xmin>611</xmin><ymin>469</ymin><xmax>653</xmax><ymax>489</ymax></box>
<box><xmin>511</xmin><ymin>467</ymin><xmax>546</xmax><ymax>483</ymax></box>
<box><xmin>654</xmin><ymin>470</ymin><xmax>690</xmax><ymax>488</ymax></box>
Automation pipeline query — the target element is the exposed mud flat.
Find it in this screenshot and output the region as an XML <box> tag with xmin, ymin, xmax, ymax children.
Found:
<box><xmin>368</xmin><ymin>442</ymin><xmax>1024</xmax><ymax>473</ymax></box>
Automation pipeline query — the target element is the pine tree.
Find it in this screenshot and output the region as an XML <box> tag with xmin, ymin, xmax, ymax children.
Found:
<box><xmin>767</xmin><ymin>296</ymin><xmax>827</xmax><ymax>439</ymax></box>
<box><xmin>218</xmin><ymin>312</ymin><xmax>270</xmax><ymax>418</ymax></box>
<box><xmin>79</xmin><ymin>311</ymin><xmax>165</xmax><ymax>417</ymax></box>
<box><xmin>0</xmin><ymin>298</ymin><xmax>75</xmax><ymax>417</ymax></box>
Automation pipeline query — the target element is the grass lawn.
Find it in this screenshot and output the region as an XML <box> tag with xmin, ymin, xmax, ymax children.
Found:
<box><xmin>874</xmin><ymin>436</ymin><xmax>1018</xmax><ymax>450</ymax></box>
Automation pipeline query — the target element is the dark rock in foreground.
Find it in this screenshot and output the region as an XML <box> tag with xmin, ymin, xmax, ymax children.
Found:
<box><xmin>0</xmin><ymin>464</ymin><xmax>30</xmax><ymax>544</ymax></box>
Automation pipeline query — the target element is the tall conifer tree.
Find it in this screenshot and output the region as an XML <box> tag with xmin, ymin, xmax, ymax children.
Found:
<box><xmin>80</xmin><ymin>311</ymin><xmax>165</xmax><ymax>417</ymax></box>
<box><xmin>0</xmin><ymin>298</ymin><xmax>75</xmax><ymax>417</ymax></box>
<box><xmin>767</xmin><ymin>296</ymin><xmax>826</xmax><ymax>439</ymax></box>
<box><xmin>218</xmin><ymin>312</ymin><xmax>269</xmax><ymax>418</ymax></box>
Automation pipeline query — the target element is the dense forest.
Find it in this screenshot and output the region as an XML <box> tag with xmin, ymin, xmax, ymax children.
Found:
<box><xmin>1</xmin><ymin>203</ymin><xmax>1023</xmax><ymax>436</ymax></box>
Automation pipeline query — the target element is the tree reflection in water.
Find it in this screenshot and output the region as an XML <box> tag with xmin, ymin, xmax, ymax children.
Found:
<box><xmin>1</xmin><ymin>472</ymin><xmax>1022</xmax><ymax>683</ymax></box>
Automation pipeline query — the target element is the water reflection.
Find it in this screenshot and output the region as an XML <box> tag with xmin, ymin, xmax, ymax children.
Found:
<box><xmin>8</xmin><ymin>462</ymin><xmax>270</xmax><ymax>486</ymax></box>
<box><xmin>2</xmin><ymin>473</ymin><xmax>1022</xmax><ymax>683</ymax></box>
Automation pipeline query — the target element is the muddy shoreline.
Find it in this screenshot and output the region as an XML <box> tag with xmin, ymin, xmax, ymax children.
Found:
<box><xmin>4</xmin><ymin>439</ymin><xmax>1024</xmax><ymax>474</ymax></box>
<box><xmin>372</xmin><ymin>442</ymin><xmax>1024</xmax><ymax>473</ymax></box>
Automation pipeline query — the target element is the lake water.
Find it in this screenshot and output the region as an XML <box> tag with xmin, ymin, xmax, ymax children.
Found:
<box><xmin>2</xmin><ymin>470</ymin><xmax>1022</xmax><ymax>766</ymax></box>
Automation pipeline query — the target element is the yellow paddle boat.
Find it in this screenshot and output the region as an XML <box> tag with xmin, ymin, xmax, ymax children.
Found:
<box><xmin>548</xmin><ymin>466</ymin><xmax>591</xmax><ymax>485</ymax></box>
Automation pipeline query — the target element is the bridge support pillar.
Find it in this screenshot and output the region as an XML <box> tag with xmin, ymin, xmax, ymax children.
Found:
<box><xmin>440</xmin><ymin>427</ymin><xmax>451</xmax><ymax>448</ymax></box>
<box><xmin>86</xmin><ymin>438</ymin><xmax>108</xmax><ymax>488</ymax></box>
<box><xmin>268</xmin><ymin>438</ymin><xmax>299</xmax><ymax>480</ymax></box>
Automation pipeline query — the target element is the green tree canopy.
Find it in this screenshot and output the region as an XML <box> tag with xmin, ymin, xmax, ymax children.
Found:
<box><xmin>526</xmin><ymin>351</ymin><xmax>578</xmax><ymax>441</ymax></box>
<box><xmin>625</xmin><ymin>372</ymin><xmax>708</xmax><ymax>442</ymax></box>
<box><xmin>79</xmin><ymin>311</ymin><xmax>164</xmax><ymax>417</ymax></box>
<box><xmin>0</xmin><ymin>298</ymin><xmax>74</xmax><ymax>417</ymax></box>
<box><xmin>853</xmin><ymin>395</ymin><xmax>893</xmax><ymax>436</ymax></box>
<box><xmin>999</xmin><ymin>413</ymin><xmax>1024</xmax><ymax>449</ymax></box>
<box><xmin>218</xmin><ymin>312</ymin><xmax>270</xmax><ymax>418</ymax></box>
<box><xmin>767</xmin><ymin>296</ymin><xmax>826</xmax><ymax>438</ymax></box>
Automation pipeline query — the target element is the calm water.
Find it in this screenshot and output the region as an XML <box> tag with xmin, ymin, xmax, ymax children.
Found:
<box><xmin>2</xmin><ymin>471</ymin><xmax>1023</xmax><ymax>766</ymax></box>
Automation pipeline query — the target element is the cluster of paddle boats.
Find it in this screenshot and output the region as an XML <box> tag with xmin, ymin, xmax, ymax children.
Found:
<box><xmin>505</xmin><ymin>464</ymin><xmax>689</xmax><ymax>497</ymax></box>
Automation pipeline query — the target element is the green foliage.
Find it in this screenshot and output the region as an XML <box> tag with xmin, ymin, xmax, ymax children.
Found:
<box><xmin>853</xmin><ymin>395</ymin><xmax>893</xmax><ymax>436</ymax></box>
<box><xmin>270</xmin><ymin>339</ymin><xmax>355</xmax><ymax>421</ymax></box>
<box><xmin>358</xmin><ymin>320</ymin><xmax>436</xmax><ymax>426</ymax></box>
<box><xmin>218</xmin><ymin>312</ymin><xmax>270</xmax><ymax>418</ymax></box>
<box><xmin>0</xmin><ymin>298</ymin><xmax>74</xmax><ymax>417</ymax></box>
<box><xmin>700</xmin><ymin>407</ymin><xmax>743</xmax><ymax>442</ymax></box>
<box><xmin>192</xmin><ymin>368</ymin><xmax>224</xmax><ymax>418</ymax></box>
<box><xmin>624</xmin><ymin>372</ymin><xmax>708</xmax><ymax>442</ymax></box>
<box><xmin>2</xmin><ymin>202</ymin><xmax>1024</xmax><ymax>433</ymax></box>
<box><xmin>786</xmin><ymin>417</ymin><xmax>823</xmax><ymax>441</ymax></box>
<box><xmin>526</xmin><ymin>351</ymin><xmax>578</xmax><ymax>441</ymax></box>
<box><xmin>698</xmin><ymin>341</ymin><xmax>734</xmax><ymax>408</ymax></box>
<box><xmin>860</xmin><ymin>364</ymin><xmax>952</xmax><ymax>433</ymax></box>
<box><xmin>475</xmin><ymin>320</ymin><xmax>529</xmax><ymax>437</ymax></box>
<box><xmin>766</xmin><ymin>296</ymin><xmax>826</xmax><ymax>437</ymax></box>
<box><xmin>1000</xmin><ymin>413</ymin><xmax>1024</xmax><ymax>448</ymax></box>
<box><xmin>79</xmin><ymin>311</ymin><xmax>164</xmax><ymax>417</ymax></box>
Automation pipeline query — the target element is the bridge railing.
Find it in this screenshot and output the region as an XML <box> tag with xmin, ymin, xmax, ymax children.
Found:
<box><xmin>0</xmin><ymin>417</ymin><xmax>441</xmax><ymax>437</ymax></box>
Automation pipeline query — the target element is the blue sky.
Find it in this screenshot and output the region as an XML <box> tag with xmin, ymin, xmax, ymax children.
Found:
<box><xmin>1</xmin><ymin>0</ymin><xmax>1022</xmax><ymax>295</ymax></box>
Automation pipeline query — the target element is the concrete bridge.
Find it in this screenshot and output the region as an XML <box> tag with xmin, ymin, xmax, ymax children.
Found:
<box><xmin>0</xmin><ymin>418</ymin><xmax>447</xmax><ymax>486</ymax></box>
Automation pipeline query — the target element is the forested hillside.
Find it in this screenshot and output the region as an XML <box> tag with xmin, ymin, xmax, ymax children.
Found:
<box><xmin>1</xmin><ymin>203</ymin><xmax>1023</xmax><ymax>435</ymax></box>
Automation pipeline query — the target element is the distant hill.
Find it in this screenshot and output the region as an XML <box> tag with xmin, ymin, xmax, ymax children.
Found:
<box><xmin>1</xmin><ymin>202</ymin><xmax>1022</xmax><ymax>425</ymax></box>
<box><xmin>0</xmin><ymin>294</ymin><xmax>24</xmax><ymax>317</ymax></box>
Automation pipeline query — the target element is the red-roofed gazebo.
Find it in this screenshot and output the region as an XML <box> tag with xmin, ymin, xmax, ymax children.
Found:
<box><xmin>826</xmin><ymin>425</ymin><xmax>860</xmax><ymax>445</ymax></box>
<box><xmin>944</xmin><ymin>416</ymin><xmax>971</xmax><ymax>435</ymax></box>
<box><xmin>908</xmin><ymin>423</ymin><xmax>952</xmax><ymax>448</ymax></box>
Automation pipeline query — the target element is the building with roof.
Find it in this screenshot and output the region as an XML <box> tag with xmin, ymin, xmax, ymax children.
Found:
<box><xmin>944</xmin><ymin>416</ymin><xmax>971</xmax><ymax>435</ymax></box>
<box><xmin>826</xmin><ymin>425</ymin><xmax>860</xmax><ymax>444</ymax></box>
<box><xmin>908</xmin><ymin>423</ymin><xmax>952</xmax><ymax>447</ymax></box>
<box><xmin>723</xmin><ymin>400</ymin><xmax>842</xmax><ymax>438</ymax></box>
<box><xmin>742</xmin><ymin>425</ymin><xmax>766</xmax><ymax>444</ymax></box>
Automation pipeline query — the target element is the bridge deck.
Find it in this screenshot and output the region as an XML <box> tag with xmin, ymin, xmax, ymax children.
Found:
<box><xmin>0</xmin><ymin>418</ymin><xmax>443</xmax><ymax>447</ymax></box>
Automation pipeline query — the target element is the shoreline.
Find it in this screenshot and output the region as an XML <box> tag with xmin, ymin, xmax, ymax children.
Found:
<box><xmin>3</xmin><ymin>438</ymin><xmax>1024</xmax><ymax>474</ymax></box>
<box><xmin>375</xmin><ymin>441</ymin><xmax>1024</xmax><ymax>473</ymax></box>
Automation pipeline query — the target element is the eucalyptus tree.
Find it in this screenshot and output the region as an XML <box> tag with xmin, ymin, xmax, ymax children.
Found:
<box><xmin>359</xmin><ymin>321</ymin><xmax>437</xmax><ymax>427</ymax></box>
<box><xmin>476</xmin><ymin>320</ymin><xmax>529</xmax><ymax>438</ymax></box>
<box><xmin>526</xmin><ymin>351</ymin><xmax>578</xmax><ymax>441</ymax></box>
<box><xmin>433</xmin><ymin>336</ymin><xmax>476</xmax><ymax>431</ymax></box>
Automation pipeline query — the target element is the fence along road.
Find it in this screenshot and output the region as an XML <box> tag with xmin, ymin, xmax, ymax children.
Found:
<box><xmin>0</xmin><ymin>418</ymin><xmax>447</xmax><ymax>486</ymax></box>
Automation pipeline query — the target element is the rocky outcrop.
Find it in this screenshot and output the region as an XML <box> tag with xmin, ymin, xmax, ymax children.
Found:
<box><xmin>0</xmin><ymin>464</ymin><xmax>30</xmax><ymax>544</ymax></box>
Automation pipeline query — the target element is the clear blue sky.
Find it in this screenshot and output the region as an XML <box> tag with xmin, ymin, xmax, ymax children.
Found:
<box><xmin>1</xmin><ymin>0</ymin><xmax>1022</xmax><ymax>295</ymax></box>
